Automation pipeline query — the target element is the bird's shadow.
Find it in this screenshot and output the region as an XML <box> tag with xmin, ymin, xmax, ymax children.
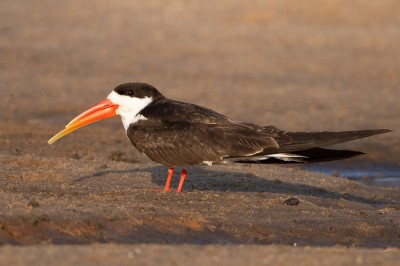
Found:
<box><xmin>73</xmin><ymin>165</ymin><xmax>391</xmax><ymax>206</ymax></box>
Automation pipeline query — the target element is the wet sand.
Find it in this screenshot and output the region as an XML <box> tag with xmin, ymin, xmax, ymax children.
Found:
<box><xmin>1</xmin><ymin>0</ymin><xmax>400</xmax><ymax>265</ymax></box>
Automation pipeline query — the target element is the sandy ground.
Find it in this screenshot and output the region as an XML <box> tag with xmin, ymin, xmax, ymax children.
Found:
<box><xmin>1</xmin><ymin>0</ymin><xmax>400</xmax><ymax>265</ymax></box>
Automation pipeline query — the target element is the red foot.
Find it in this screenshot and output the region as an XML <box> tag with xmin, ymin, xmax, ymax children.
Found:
<box><xmin>176</xmin><ymin>168</ymin><xmax>187</xmax><ymax>193</ymax></box>
<box><xmin>154</xmin><ymin>168</ymin><xmax>187</xmax><ymax>193</ymax></box>
<box><xmin>153</xmin><ymin>187</ymin><xmax>172</xmax><ymax>193</ymax></box>
<box><xmin>153</xmin><ymin>167</ymin><xmax>174</xmax><ymax>193</ymax></box>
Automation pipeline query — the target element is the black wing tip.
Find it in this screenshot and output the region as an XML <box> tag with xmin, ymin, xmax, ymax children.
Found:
<box><xmin>371</xmin><ymin>128</ymin><xmax>392</xmax><ymax>134</ymax></box>
<box><xmin>351</xmin><ymin>128</ymin><xmax>392</xmax><ymax>138</ymax></box>
<box><xmin>293</xmin><ymin>148</ymin><xmax>366</xmax><ymax>163</ymax></box>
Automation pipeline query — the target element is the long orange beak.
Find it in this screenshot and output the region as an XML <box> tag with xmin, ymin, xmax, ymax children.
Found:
<box><xmin>48</xmin><ymin>99</ymin><xmax>119</xmax><ymax>144</ymax></box>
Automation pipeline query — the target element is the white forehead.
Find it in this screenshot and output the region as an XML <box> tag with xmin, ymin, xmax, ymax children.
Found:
<box><xmin>107</xmin><ymin>91</ymin><xmax>153</xmax><ymax>109</ymax></box>
<box><xmin>107</xmin><ymin>91</ymin><xmax>153</xmax><ymax>131</ymax></box>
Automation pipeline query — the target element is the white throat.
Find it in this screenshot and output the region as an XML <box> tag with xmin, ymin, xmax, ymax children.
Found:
<box><xmin>107</xmin><ymin>91</ymin><xmax>153</xmax><ymax>132</ymax></box>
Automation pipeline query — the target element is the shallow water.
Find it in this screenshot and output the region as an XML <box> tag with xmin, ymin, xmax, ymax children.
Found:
<box><xmin>299</xmin><ymin>162</ymin><xmax>400</xmax><ymax>187</ymax></box>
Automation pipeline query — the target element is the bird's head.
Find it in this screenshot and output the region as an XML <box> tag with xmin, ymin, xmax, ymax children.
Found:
<box><xmin>48</xmin><ymin>83</ymin><xmax>163</xmax><ymax>144</ymax></box>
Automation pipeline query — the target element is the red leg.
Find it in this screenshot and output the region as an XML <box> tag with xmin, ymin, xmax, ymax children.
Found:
<box><xmin>162</xmin><ymin>167</ymin><xmax>174</xmax><ymax>192</ymax></box>
<box><xmin>176</xmin><ymin>168</ymin><xmax>187</xmax><ymax>193</ymax></box>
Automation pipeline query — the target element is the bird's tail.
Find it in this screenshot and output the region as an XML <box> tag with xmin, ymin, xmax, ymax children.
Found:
<box><xmin>232</xmin><ymin>128</ymin><xmax>391</xmax><ymax>164</ymax></box>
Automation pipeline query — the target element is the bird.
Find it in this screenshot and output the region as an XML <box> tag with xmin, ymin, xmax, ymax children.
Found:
<box><xmin>48</xmin><ymin>83</ymin><xmax>391</xmax><ymax>193</ymax></box>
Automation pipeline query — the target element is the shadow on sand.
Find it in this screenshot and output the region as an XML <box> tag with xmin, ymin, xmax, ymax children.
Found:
<box><xmin>74</xmin><ymin>165</ymin><xmax>389</xmax><ymax>206</ymax></box>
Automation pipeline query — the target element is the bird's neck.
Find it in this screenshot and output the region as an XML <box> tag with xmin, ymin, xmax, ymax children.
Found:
<box><xmin>116</xmin><ymin>97</ymin><xmax>153</xmax><ymax>132</ymax></box>
<box><xmin>120</xmin><ymin>113</ymin><xmax>148</xmax><ymax>132</ymax></box>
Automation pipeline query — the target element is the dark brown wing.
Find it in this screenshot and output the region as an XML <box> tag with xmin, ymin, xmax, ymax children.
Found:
<box><xmin>128</xmin><ymin>120</ymin><xmax>279</xmax><ymax>166</ymax></box>
<box><xmin>133</xmin><ymin>98</ymin><xmax>391</xmax><ymax>165</ymax></box>
<box><xmin>261</xmin><ymin>126</ymin><xmax>391</xmax><ymax>153</ymax></box>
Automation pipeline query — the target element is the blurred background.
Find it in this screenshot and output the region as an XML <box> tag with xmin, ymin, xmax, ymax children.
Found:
<box><xmin>1</xmin><ymin>0</ymin><xmax>399</xmax><ymax>184</ymax></box>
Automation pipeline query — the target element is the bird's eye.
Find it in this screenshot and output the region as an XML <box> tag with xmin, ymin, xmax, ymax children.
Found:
<box><xmin>127</xmin><ymin>90</ymin><xmax>134</xmax><ymax>97</ymax></box>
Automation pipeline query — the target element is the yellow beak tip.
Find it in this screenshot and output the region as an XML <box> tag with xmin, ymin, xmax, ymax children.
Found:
<box><xmin>47</xmin><ymin>98</ymin><xmax>118</xmax><ymax>145</ymax></box>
